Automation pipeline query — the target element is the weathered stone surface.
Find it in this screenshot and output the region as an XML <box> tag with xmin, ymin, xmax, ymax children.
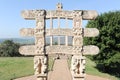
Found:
<box><xmin>20</xmin><ymin>28</ymin><xmax>34</xmax><ymax>36</ymax></box>
<box><xmin>46</xmin><ymin>45</ymin><xmax>73</xmax><ymax>54</ymax></box>
<box><xmin>71</xmin><ymin>55</ymin><xmax>86</xmax><ymax>79</ymax></box>
<box><xmin>83</xmin><ymin>28</ymin><xmax>99</xmax><ymax>37</ymax></box>
<box><xmin>83</xmin><ymin>45</ymin><xmax>99</xmax><ymax>55</ymax></box>
<box><xmin>20</xmin><ymin>28</ymin><xmax>99</xmax><ymax>37</ymax></box>
<box><xmin>19</xmin><ymin>45</ymin><xmax>35</xmax><ymax>55</ymax></box>
<box><xmin>19</xmin><ymin>45</ymin><xmax>99</xmax><ymax>55</ymax></box>
<box><xmin>34</xmin><ymin>56</ymin><xmax>47</xmax><ymax>75</ymax></box>
<box><xmin>21</xmin><ymin>10</ymin><xmax>46</xmax><ymax>20</ymax></box>
<box><xmin>82</xmin><ymin>10</ymin><xmax>98</xmax><ymax>20</ymax></box>
<box><xmin>21</xmin><ymin>10</ymin><xmax>97</xmax><ymax>20</ymax></box>
<box><xmin>46</xmin><ymin>28</ymin><xmax>73</xmax><ymax>36</ymax></box>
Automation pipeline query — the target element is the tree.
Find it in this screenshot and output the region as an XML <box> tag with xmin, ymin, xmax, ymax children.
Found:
<box><xmin>0</xmin><ymin>40</ymin><xmax>22</xmax><ymax>57</ymax></box>
<box><xmin>84</xmin><ymin>11</ymin><xmax>120</xmax><ymax>76</ymax></box>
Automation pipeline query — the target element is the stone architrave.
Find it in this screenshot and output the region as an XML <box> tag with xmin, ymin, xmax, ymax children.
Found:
<box><xmin>20</xmin><ymin>28</ymin><xmax>99</xmax><ymax>37</ymax></box>
<box><xmin>19</xmin><ymin>45</ymin><xmax>99</xmax><ymax>55</ymax></box>
<box><xmin>21</xmin><ymin>10</ymin><xmax>98</xmax><ymax>20</ymax></box>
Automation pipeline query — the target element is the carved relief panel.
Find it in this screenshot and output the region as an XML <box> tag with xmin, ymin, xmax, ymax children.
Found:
<box><xmin>71</xmin><ymin>55</ymin><xmax>86</xmax><ymax>77</ymax></box>
<box><xmin>34</xmin><ymin>56</ymin><xmax>47</xmax><ymax>75</ymax></box>
<box><xmin>73</xmin><ymin>36</ymin><xmax>83</xmax><ymax>46</ymax></box>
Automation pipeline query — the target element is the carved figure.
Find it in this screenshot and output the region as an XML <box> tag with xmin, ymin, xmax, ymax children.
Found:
<box><xmin>34</xmin><ymin>56</ymin><xmax>47</xmax><ymax>75</ymax></box>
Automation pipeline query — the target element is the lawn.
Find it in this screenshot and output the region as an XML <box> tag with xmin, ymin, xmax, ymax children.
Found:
<box><xmin>86</xmin><ymin>58</ymin><xmax>118</xmax><ymax>80</ymax></box>
<box><xmin>0</xmin><ymin>57</ymin><xmax>119</xmax><ymax>80</ymax></box>
<box><xmin>0</xmin><ymin>57</ymin><xmax>34</xmax><ymax>80</ymax></box>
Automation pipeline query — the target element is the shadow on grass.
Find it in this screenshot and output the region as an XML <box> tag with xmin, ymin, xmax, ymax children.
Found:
<box><xmin>95</xmin><ymin>63</ymin><xmax>120</xmax><ymax>79</ymax></box>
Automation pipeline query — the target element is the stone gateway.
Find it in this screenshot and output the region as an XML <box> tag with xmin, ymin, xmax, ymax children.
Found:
<box><xmin>19</xmin><ymin>3</ymin><xmax>99</xmax><ymax>80</ymax></box>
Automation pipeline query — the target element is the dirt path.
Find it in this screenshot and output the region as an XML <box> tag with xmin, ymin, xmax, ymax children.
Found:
<box><xmin>48</xmin><ymin>59</ymin><xmax>72</xmax><ymax>80</ymax></box>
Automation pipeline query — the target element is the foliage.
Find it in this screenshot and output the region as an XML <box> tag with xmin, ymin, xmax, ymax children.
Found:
<box><xmin>0</xmin><ymin>40</ymin><xmax>21</xmax><ymax>57</ymax></box>
<box><xmin>84</xmin><ymin>11</ymin><xmax>120</xmax><ymax>76</ymax></box>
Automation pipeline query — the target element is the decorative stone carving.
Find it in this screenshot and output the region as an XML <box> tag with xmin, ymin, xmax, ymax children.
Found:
<box><xmin>20</xmin><ymin>28</ymin><xmax>34</xmax><ymax>37</ymax></box>
<box><xmin>56</xmin><ymin>3</ymin><xmax>63</xmax><ymax>10</ymax></box>
<box><xmin>73</xmin><ymin>36</ymin><xmax>83</xmax><ymax>46</ymax></box>
<box><xmin>46</xmin><ymin>45</ymin><xmax>73</xmax><ymax>54</ymax></box>
<box><xmin>35</xmin><ymin>37</ymin><xmax>45</xmax><ymax>45</ymax></box>
<box><xmin>46</xmin><ymin>28</ymin><xmax>73</xmax><ymax>36</ymax></box>
<box><xmin>19</xmin><ymin>3</ymin><xmax>99</xmax><ymax>80</ymax></box>
<box><xmin>71</xmin><ymin>55</ymin><xmax>86</xmax><ymax>77</ymax></box>
<box><xmin>36</xmin><ymin>17</ymin><xmax>45</xmax><ymax>28</ymax></box>
<box><xmin>83</xmin><ymin>28</ymin><xmax>99</xmax><ymax>37</ymax></box>
<box><xmin>19</xmin><ymin>45</ymin><xmax>99</xmax><ymax>55</ymax></box>
<box><xmin>82</xmin><ymin>10</ymin><xmax>98</xmax><ymax>20</ymax></box>
<box><xmin>46</xmin><ymin>10</ymin><xmax>73</xmax><ymax>19</ymax></box>
<box><xmin>21</xmin><ymin>10</ymin><xmax>45</xmax><ymax>20</ymax></box>
<box><xmin>34</xmin><ymin>56</ymin><xmax>47</xmax><ymax>75</ymax></box>
<box><xmin>34</xmin><ymin>28</ymin><xmax>44</xmax><ymax>37</ymax></box>
<box><xmin>35</xmin><ymin>45</ymin><xmax>44</xmax><ymax>54</ymax></box>
<box><xmin>73</xmin><ymin>46</ymin><xmax>82</xmax><ymax>54</ymax></box>
<box><xmin>73</xmin><ymin>16</ymin><xmax>82</xmax><ymax>28</ymax></box>
<box><xmin>73</xmin><ymin>28</ymin><xmax>83</xmax><ymax>36</ymax></box>
<box><xmin>72</xmin><ymin>10</ymin><xmax>82</xmax><ymax>17</ymax></box>
<box><xmin>20</xmin><ymin>28</ymin><xmax>99</xmax><ymax>37</ymax></box>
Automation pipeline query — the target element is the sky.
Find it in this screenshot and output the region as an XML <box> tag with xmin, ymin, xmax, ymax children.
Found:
<box><xmin>0</xmin><ymin>0</ymin><xmax>120</xmax><ymax>38</ymax></box>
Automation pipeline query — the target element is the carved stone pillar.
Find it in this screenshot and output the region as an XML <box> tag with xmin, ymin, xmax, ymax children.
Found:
<box><xmin>71</xmin><ymin>11</ymin><xmax>85</xmax><ymax>80</ymax></box>
<box><xmin>34</xmin><ymin>10</ymin><xmax>48</xmax><ymax>80</ymax></box>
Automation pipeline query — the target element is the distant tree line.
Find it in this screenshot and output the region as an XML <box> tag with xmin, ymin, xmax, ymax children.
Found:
<box><xmin>0</xmin><ymin>40</ymin><xmax>22</xmax><ymax>57</ymax></box>
<box><xmin>84</xmin><ymin>11</ymin><xmax>120</xmax><ymax>77</ymax></box>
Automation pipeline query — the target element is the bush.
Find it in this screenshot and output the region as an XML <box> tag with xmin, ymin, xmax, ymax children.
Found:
<box><xmin>0</xmin><ymin>40</ymin><xmax>22</xmax><ymax>57</ymax></box>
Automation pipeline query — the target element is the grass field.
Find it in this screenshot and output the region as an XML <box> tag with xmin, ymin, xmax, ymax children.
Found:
<box><xmin>0</xmin><ymin>57</ymin><xmax>119</xmax><ymax>80</ymax></box>
<box><xmin>86</xmin><ymin>58</ymin><xmax>119</xmax><ymax>80</ymax></box>
<box><xmin>0</xmin><ymin>57</ymin><xmax>34</xmax><ymax>80</ymax></box>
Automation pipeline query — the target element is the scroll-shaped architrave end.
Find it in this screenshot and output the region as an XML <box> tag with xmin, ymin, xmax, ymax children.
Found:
<box><xmin>21</xmin><ymin>10</ymin><xmax>46</xmax><ymax>20</ymax></box>
<box><xmin>83</xmin><ymin>45</ymin><xmax>99</xmax><ymax>55</ymax></box>
<box><xmin>21</xmin><ymin>10</ymin><xmax>35</xmax><ymax>20</ymax></box>
<box><xmin>19</xmin><ymin>45</ymin><xmax>35</xmax><ymax>55</ymax></box>
<box><xmin>82</xmin><ymin>10</ymin><xmax>98</xmax><ymax>20</ymax></box>
<box><xmin>83</xmin><ymin>28</ymin><xmax>99</xmax><ymax>37</ymax></box>
<box><xmin>20</xmin><ymin>28</ymin><xmax>34</xmax><ymax>37</ymax></box>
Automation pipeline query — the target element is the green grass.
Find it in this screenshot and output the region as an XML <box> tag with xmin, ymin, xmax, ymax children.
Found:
<box><xmin>0</xmin><ymin>57</ymin><xmax>34</xmax><ymax>80</ymax></box>
<box><xmin>86</xmin><ymin>58</ymin><xmax>119</xmax><ymax>80</ymax></box>
<box><xmin>0</xmin><ymin>57</ymin><xmax>119</xmax><ymax>80</ymax></box>
<box><xmin>48</xmin><ymin>57</ymin><xmax>55</xmax><ymax>71</ymax></box>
